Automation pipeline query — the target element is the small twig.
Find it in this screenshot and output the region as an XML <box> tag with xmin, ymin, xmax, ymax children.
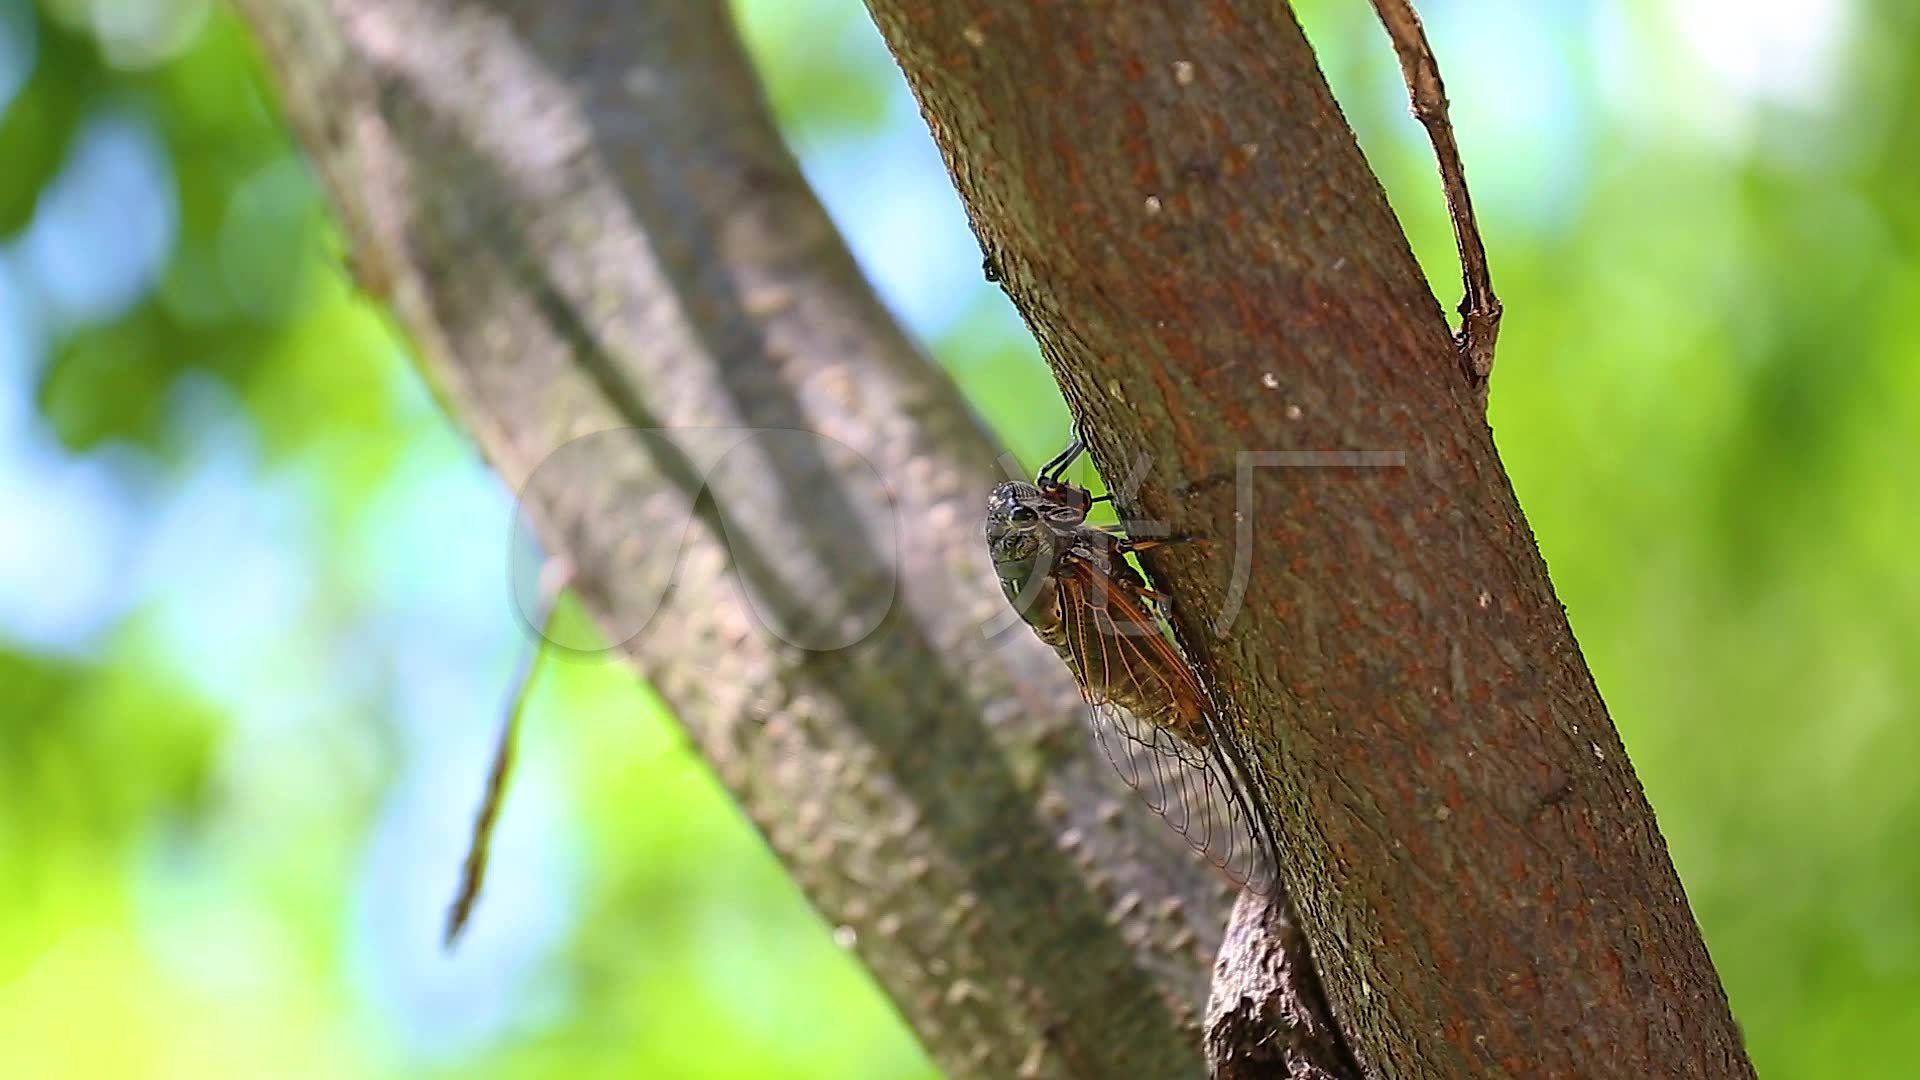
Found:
<box><xmin>1367</xmin><ymin>0</ymin><xmax>1502</xmax><ymax>396</ymax></box>
<box><xmin>444</xmin><ymin>556</ymin><xmax>573</xmax><ymax>947</ymax></box>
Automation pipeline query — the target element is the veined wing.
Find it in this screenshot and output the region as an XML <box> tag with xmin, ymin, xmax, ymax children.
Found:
<box><xmin>1053</xmin><ymin>556</ymin><xmax>1272</xmax><ymax>893</ymax></box>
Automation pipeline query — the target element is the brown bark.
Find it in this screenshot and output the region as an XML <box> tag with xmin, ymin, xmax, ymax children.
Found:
<box><xmin>862</xmin><ymin>2</ymin><xmax>1755</xmax><ymax>1078</ymax></box>
<box><xmin>232</xmin><ymin>0</ymin><xmax>1277</xmax><ymax>1076</ymax></box>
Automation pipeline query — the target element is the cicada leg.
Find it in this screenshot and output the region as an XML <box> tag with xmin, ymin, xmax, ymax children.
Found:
<box><xmin>1038</xmin><ymin>432</ymin><xmax>1088</xmax><ymax>485</ymax></box>
<box><xmin>1105</xmin><ymin>534</ymin><xmax>1210</xmax><ymax>624</ymax></box>
<box><xmin>1133</xmin><ymin>585</ymin><xmax>1175</xmax><ymax>623</ymax></box>
<box><xmin>1110</xmin><ymin>533</ymin><xmax>1205</xmax><ymax>554</ymax></box>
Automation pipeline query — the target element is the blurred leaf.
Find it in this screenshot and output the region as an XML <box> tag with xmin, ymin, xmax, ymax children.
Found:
<box><xmin>0</xmin><ymin>3</ymin><xmax>87</xmax><ymax>234</ymax></box>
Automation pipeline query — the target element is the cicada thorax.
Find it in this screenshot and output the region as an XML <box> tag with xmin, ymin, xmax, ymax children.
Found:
<box><xmin>1034</xmin><ymin>473</ymin><xmax>1094</xmax><ymax>518</ymax></box>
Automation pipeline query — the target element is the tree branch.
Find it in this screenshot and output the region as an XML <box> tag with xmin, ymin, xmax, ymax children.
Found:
<box><xmin>1367</xmin><ymin>0</ymin><xmax>1502</xmax><ymax>392</ymax></box>
<box><xmin>862</xmin><ymin>1</ymin><xmax>1754</xmax><ymax>1076</ymax></box>
<box><xmin>235</xmin><ymin>0</ymin><xmax>1263</xmax><ymax>1075</ymax></box>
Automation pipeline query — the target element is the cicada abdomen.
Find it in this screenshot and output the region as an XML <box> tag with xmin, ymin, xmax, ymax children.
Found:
<box><xmin>986</xmin><ymin>437</ymin><xmax>1272</xmax><ymax>892</ymax></box>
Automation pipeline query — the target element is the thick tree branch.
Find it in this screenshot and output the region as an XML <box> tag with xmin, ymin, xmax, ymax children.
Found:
<box><xmin>234</xmin><ymin>0</ymin><xmax>1271</xmax><ymax>1075</ymax></box>
<box><xmin>863</xmin><ymin>2</ymin><xmax>1754</xmax><ymax>1077</ymax></box>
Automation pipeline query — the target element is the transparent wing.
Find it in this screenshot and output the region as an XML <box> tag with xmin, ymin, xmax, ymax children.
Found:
<box><xmin>1054</xmin><ymin>560</ymin><xmax>1273</xmax><ymax>893</ymax></box>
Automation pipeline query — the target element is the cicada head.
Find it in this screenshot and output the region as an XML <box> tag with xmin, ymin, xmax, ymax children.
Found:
<box><xmin>986</xmin><ymin>480</ymin><xmax>1088</xmax><ymax>597</ymax></box>
<box><xmin>986</xmin><ymin>480</ymin><xmax>1049</xmax><ymax>579</ymax></box>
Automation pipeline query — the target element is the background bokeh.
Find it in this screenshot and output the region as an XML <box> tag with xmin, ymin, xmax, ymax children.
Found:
<box><xmin>2</xmin><ymin>0</ymin><xmax>1914</xmax><ymax>1075</ymax></box>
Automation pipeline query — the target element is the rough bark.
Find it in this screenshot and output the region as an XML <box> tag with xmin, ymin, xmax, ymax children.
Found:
<box><xmin>233</xmin><ymin>0</ymin><xmax>1265</xmax><ymax>1076</ymax></box>
<box><xmin>862</xmin><ymin>2</ymin><xmax>1755</xmax><ymax>1078</ymax></box>
<box><xmin>1206</xmin><ymin>890</ymin><xmax>1353</xmax><ymax>1080</ymax></box>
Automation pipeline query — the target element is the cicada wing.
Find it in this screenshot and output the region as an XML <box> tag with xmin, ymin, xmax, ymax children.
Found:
<box><xmin>1053</xmin><ymin>561</ymin><xmax>1273</xmax><ymax>893</ymax></box>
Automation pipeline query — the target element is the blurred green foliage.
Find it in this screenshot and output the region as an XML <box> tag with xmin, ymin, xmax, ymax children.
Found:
<box><xmin>1</xmin><ymin>0</ymin><xmax>1915</xmax><ymax>1077</ymax></box>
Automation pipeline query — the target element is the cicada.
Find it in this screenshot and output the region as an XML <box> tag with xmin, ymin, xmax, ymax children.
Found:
<box><xmin>986</xmin><ymin>435</ymin><xmax>1271</xmax><ymax>891</ymax></box>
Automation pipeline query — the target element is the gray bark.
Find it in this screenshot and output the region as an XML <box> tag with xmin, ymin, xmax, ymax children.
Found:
<box><xmin>234</xmin><ymin>0</ymin><xmax>1255</xmax><ymax>1076</ymax></box>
